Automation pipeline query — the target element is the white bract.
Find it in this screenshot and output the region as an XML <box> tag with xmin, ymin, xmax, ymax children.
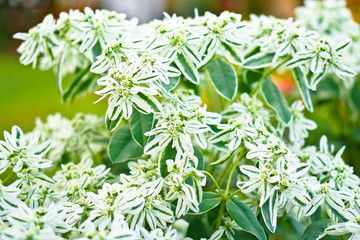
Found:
<box><xmin>0</xmin><ymin>126</ymin><xmax>51</xmax><ymax>174</ymax></box>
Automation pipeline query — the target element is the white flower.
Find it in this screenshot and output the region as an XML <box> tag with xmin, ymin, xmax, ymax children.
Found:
<box><xmin>134</xmin><ymin>53</ymin><xmax>181</xmax><ymax>85</ymax></box>
<box><xmin>90</xmin><ymin>35</ymin><xmax>140</xmax><ymax>74</ymax></box>
<box><xmin>13</xmin><ymin>14</ymin><xmax>58</xmax><ymax>67</ymax></box>
<box><xmin>136</xmin><ymin>226</ymin><xmax>178</xmax><ymax>240</ymax></box>
<box><xmin>96</xmin><ymin>65</ymin><xmax>162</xmax><ymax>129</ymax></box>
<box><xmin>34</xmin><ymin>113</ymin><xmax>108</xmax><ymax>161</ymax></box>
<box><xmin>275</xmin><ymin>161</ymin><xmax>312</xmax><ymax>208</ymax></box>
<box><xmin>53</xmin><ymin>158</ymin><xmax>109</xmax><ymax>195</ymax></box>
<box><xmin>222</xmin><ymin>93</ymin><xmax>270</xmax><ymax>122</ymax></box>
<box><xmin>325</xmin><ymin>208</ymin><xmax>360</xmax><ymax>240</ymax></box>
<box><xmin>165</xmin><ymin>173</ymin><xmax>199</xmax><ymax>217</ymax></box>
<box><xmin>245</xmin><ymin>135</ymin><xmax>288</xmax><ymax>161</ymax></box>
<box><xmin>238</xmin><ymin>163</ymin><xmax>280</xmax><ymax>206</ymax></box>
<box><xmin>0</xmin><ymin>184</ymin><xmax>21</xmax><ymax>209</ymax></box>
<box><xmin>76</xmin><ymin>215</ymin><xmax>137</xmax><ymax>240</ymax></box>
<box><xmin>210</xmin><ymin>114</ymin><xmax>257</xmax><ymax>151</ymax></box>
<box><xmin>288</xmin><ymin>101</ymin><xmax>317</xmax><ymax>145</ymax></box>
<box><xmin>303</xmin><ymin>182</ymin><xmax>353</xmax><ymax>216</ymax></box>
<box><xmin>5</xmin><ymin>203</ymin><xmax>71</xmax><ymax>237</ymax></box>
<box><xmin>145</xmin><ymin>107</ymin><xmax>212</xmax><ymax>156</ymax></box>
<box><xmin>209</xmin><ymin>217</ymin><xmax>241</xmax><ymax>240</ymax></box>
<box><xmin>287</xmin><ymin>39</ymin><xmax>356</xmax><ymax>90</ymax></box>
<box><xmin>0</xmin><ymin>126</ymin><xmax>52</xmax><ymax>174</ymax></box>
<box><xmin>71</xmin><ymin>7</ymin><xmax>137</xmax><ymax>53</ymax></box>
<box><xmin>86</xmin><ymin>189</ymin><xmax>145</xmax><ymax>231</ymax></box>
<box><xmin>199</xmin><ymin>11</ymin><xmax>247</xmax><ymax>64</ymax></box>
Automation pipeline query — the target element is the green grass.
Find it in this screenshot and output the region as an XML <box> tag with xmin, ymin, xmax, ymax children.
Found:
<box><xmin>0</xmin><ymin>53</ymin><xmax>107</xmax><ymax>132</ymax></box>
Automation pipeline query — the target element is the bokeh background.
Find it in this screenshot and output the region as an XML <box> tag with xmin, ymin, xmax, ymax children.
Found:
<box><xmin>0</xmin><ymin>0</ymin><xmax>359</xmax><ymax>137</ymax></box>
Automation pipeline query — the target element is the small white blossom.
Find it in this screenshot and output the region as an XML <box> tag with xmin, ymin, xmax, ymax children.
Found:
<box><xmin>0</xmin><ymin>126</ymin><xmax>52</xmax><ymax>174</ymax></box>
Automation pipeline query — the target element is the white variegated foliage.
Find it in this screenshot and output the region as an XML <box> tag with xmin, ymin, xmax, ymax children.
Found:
<box><xmin>7</xmin><ymin>4</ymin><xmax>360</xmax><ymax>240</ymax></box>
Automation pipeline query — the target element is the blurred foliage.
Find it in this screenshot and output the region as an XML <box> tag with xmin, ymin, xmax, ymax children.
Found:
<box><xmin>0</xmin><ymin>54</ymin><xmax>106</xmax><ymax>132</ymax></box>
<box><xmin>305</xmin><ymin>75</ymin><xmax>360</xmax><ymax>175</ymax></box>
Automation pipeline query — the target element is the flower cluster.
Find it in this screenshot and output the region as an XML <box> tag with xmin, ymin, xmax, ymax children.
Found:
<box><xmin>0</xmin><ymin>124</ymin><xmax>198</xmax><ymax>239</ymax></box>
<box><xmin>296</xmin><ymin>0</ymin><xmax>360</xmax><ymax>82</ymax></box>
<box><xmin>32</xmin><ymin>113</ymin><xmax>108</xmax><ymax>162</ymax></box>
<box><xmin>9</xmin><ymin>5</ymin><xmax>360</xmax><ymax>240</ymax></box>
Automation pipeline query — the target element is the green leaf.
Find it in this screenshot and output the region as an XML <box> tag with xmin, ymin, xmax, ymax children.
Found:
<box><xmin>261</xmin><ymin>77</ymin><xmax>292</xmax><ymax>124</ymax></box>
<box><xmin>92</xmin><ymin>41</ymin><xmax>102</xmax><ymax>62</ymax></box>
<box><xmin>336</xmin><ymin>39</ymin><xmax>351</xmax><ymax>52</ymax></box>
<box><xmin>326</xmin><ymin>204</ymin><xmax>348</xmax><ymax>223</ymax></box>
<box><xmin>162</xmin><ymin>76</ymin><xmax>180</xmax><ymax>92</ymax></box>
<box><xmin>243</xmin><ymin>69</ymin><xmax>264</xmax><ymax>86</ymax></box>
<box><xmin>136</xmin><ymin>92</ymin><xmax>161</xmax><ymax>112</ymax></box>
<box><xmin>243</xmin><ymin>52</ymin><xmax>275</xmax><ymax>69</ymax></box>
<box><xmin>226</xmin><ymin>197</ymin><xmax>267</xmax><ymax>240</ymax></box>
<box><xmin>220</xmin><ymin>41</ymin><xmax>242</xmax><ymax>64</ymax></box>
<box><xmin>186</xmin><ymin>216</ymin><xmax>211</xmax><ymax>239</ymax></box>
<box><xmin>300</xmin><ymin>219</ymin><xmax>333</xmax><ymax>240</ymax></box>
<box><xmin>233</xmin><ymin>230</ymin><xmax>258</xmax><ymax>240</ymax></box>
<box><xmin>261</xmin><ymin>191</ymin><xmax>278</xmax><ymax>233</ymax></box>
<box><xmin>292</xmin><ymin>67</ymin><xmax>314</xmax><ymax>112</ymax></box>
<box><xmin>351</xmin><ymin>80</ymin><xmax>360</xmax><ymax>111</ymax></box>
<box><xmin>105</xmin><ymin>106</ymin><xmax>122</xmax><ymax>132</ymax></box>
<box><xmin>158</xmin><ymin>141</ymin><xmax>177</xmax><ymax>178</ymax></box>
<box><xmin>174</xmin><ymin>53</ymin><xmax>200</xmax><ymax>84</ymax></box>
<box><xmin>194</xmin><ymin>147</ymin><xmax>204</xmax><ymax>170</ymax></box>
<box><xmin>109</xmin><ymin>125</ymin><xmax>143</xmax><ymax>163</ymax></box>
<box><xmin>190</xmin><ymin>192</ymin><xmax>221</xmax><ymax>215</ymax></box>
<box><xmin>310</xmin><ymin>208</ymin><xmax>322</xmax><ymax>222</ymax></box>
<box><xmin>62</xmin><ymin>65</ymin><xmax>92</xmax><ymax>102</ymax></box>
<box><xmin>210</xmin><ymin>150</ymin><xmax>234</xmax><ymax>166</ymax></box>
<box><xmin>285</xmin><ymin>216</ymin><xmax>305</xmax><ymax>237</ymax></box>
<box><xmin>129</xmin><ymin>109</ymin><xmax>154</xmax><ymax>148</ymax></box>
<box><xmin>207</xmin><ymin>57</ymin><xmax>238</xmax><ymax>100</ymax></box>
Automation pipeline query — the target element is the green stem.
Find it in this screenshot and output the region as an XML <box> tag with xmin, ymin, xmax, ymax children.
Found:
<box><xmin>225</xmin><ymin>143</ymin><xmax>245</xmax><ymax>195</ymax></box>
<box><xmin>216</xmin><ymin>157</ymin><xmax>234</xmax><ymax>187</ymax></box>
<box><xmin>217</xmin><ymin>162</ymin><xmax>233</xmax><ymax>188</ymax></box>
<box><xmin>206</xmin><ymin>150</ymin><xmax>219</xmax><ymax>175</ymax></box>
<box><xmin>215</xmin><ymin>200</ymin><xmax>226</xmax><ymax>230</ymax></box>
<box><xmin>227</xmin><ymin>189</ymin><xmax>242</xmax><ymax>199</ymax></box>
<box><xmin>202</xmin><ymin>171</ymin><xmax>224</xmax><ymax>197</ymax></box>
<box><xmin>250</xmin><ymin>55</ymin><xmax>292</xmax><ymax>96</ymax></box>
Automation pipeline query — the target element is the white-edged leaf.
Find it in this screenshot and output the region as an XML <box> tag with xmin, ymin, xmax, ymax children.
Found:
<box><xmin>292</xmin><ymin>67</ymin><xmax>313</xmax><ymax>112</ymax></box>
<box><xmin>226</xmin><ymin>197</ymin><xmax>267</xmax><ymax>240</ymax></box>
<box><xmin>261</xmin><ymin>77</ymin><xmax>292</xmax><ymax>124</ymax></box>
<box><xmin>242</xmin><ymin>52</ymin><xmax>275</xmax><ymax>69</ymax></box>
<box><xmin>261</xmin><ymin>191</ymin><xmax>278</xmax><ymax>233</ymax></box>
<box><xmin>109</xmin><ymin>125</ymin><xmax>143</xmax><ymax>162</ymax></box>
<box><xmin>174</xmin><ymin>53</ymin><xmax>200</xmax><ymax>84</ymax></box>
<box><xmin>207</xmin><ymin>57</ymin><xmax>238</xmax><ymax>100</ymax></box>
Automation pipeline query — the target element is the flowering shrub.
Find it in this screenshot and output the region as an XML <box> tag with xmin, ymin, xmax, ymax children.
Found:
<box><xmin>295</xmin><ymin>0</ymin><xmax>360</xmax><ymax>172</ymax></box>
<box><xmin>1</xmin><ymin>4</ymin><xmax>359</xmax><ymax>240</ymax></box>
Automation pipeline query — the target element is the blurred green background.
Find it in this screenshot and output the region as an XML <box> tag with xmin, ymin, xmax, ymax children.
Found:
<box><xmin>0</xmin><ymin>0</ymin><xmax>359</xmax><ymax>134</ymax></box>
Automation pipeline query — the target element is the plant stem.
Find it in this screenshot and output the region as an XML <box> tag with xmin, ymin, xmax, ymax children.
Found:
<box><xmin>250</xmin><ymin>55</ymin><xmax>292</xmax><ymax>96</ymax></box>
<box><xmin>225</xmin><ymin>143</ymin><xmax>245</xmax><ymax>195</ymax></box>
<box><xmin>214</xmin><ymin>144</ymin><xmax>246</xmax><ymax>230</ymax></box>
<box><xmin>206</xmin><ymin>150</ymin><xmax>219</xmax><ymax>175</ymax></box>
<box><xmin>202</xmin><ymin>171</ymin><xmax>223</xmax><ymax>197</ymax></box>
<box><xmin>227</xmin><ymin>189</ymin><xmax>242</xmax><ymax>199</ymax></box>
<box><xmin>216</xmin><ymin>157</ymin><xmax>233</xmax><ymax>187</ymax></box>
<box><xmin>215</xmin><ymin>200</ymin><xmax>226</xmax><ymax>230</ymax></box>
<box><xmin>217</xmin><ymin>162</ymin><xmax>233</xmax><ymax>188</ymax></box>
